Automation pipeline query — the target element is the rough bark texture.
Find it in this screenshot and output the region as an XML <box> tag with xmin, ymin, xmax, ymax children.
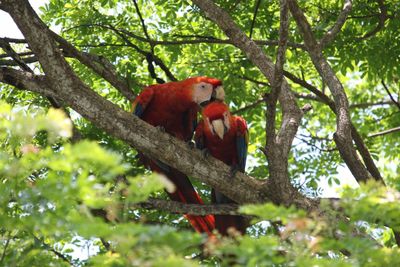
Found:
<box><xmin>136</xmin><ymin>199</ymin><xmax>245</xmax><ymax>216</ymax></box>
<box><xmin>0</xmin><ymin>67</ymin><xmax>52</xmax><ymax>96</ymax></box>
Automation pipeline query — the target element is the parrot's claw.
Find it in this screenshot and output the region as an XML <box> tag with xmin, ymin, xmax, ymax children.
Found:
<box><xmin>155</xmin><ymin>125</ymin><xmax>166</xmax><ymax>132</ymax></box>
<box><xmin>187</xmin><ymin>140</ymin><xmax>196</xmax><ymax>149</ymax></box>
<box><xmin>201</xmin><ymin>148</ymin><xmax>210</xmax><ymax>158</ymax></box>
<box><xmin>230</xmin><ymin>165</ymin><xmax>239</xmax><ymax>178</ymax></box>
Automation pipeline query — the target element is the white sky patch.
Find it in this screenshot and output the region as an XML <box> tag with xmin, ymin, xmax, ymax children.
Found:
<box><xmin>0</xmin><ymin>1</ymin><xmax>47</xmax><ymax>38</ymax></box>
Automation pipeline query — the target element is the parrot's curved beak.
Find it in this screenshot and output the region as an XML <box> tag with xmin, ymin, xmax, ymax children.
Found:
<box><xmin>211</xmin><ymin>119</ymin><xmax>227</xmax><ymax>139</ymax></box>
<box><xmin>211</xmin><ymin>86</ymin><xmax>225</xmax><ymax>101</ymax></box>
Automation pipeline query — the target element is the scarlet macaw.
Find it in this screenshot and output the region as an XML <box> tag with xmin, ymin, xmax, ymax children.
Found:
<box><xmin>195</xmin><ymin>101</ymin><xmax>248</xmax><ymax>236</ymax></box>
<box><xmin>132</xmin><ymin>77</ymin><xmax>225</xmax><ymax>235</ymax></box>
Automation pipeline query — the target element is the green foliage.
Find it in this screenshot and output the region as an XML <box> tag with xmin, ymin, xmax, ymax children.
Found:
<box><xmin>0</xmin><ymin>102</ymin><xmax>203</xmax><ymax>266</ymax></box>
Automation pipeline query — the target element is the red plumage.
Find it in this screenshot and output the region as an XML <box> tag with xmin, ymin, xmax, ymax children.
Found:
<box><xmin>132</xmin><ymin>77</ymin><xmax>224</xmax><ymax>235</ymax></box>
<box><xmin>195</xmin><ymin>101</ymin><xmax>249</xmax><ymax>236</ymax></box>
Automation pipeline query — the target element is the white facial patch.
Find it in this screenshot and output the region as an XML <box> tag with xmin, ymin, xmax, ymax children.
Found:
<box><xmin>193</xmin><ymin>82</ymin><xmax>213</xmax><ymax>104</ymax></box>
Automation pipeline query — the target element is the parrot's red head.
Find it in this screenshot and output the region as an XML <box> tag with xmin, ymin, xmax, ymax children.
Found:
<box><xmin>182</xmin><ymin>76</ymin><xmax>225</xmax><ymax>106</ymax></box>
<box><xmin>202</xmin><ymin>101</ymin><xmax>231</xmax><ymax>139</ymax></box>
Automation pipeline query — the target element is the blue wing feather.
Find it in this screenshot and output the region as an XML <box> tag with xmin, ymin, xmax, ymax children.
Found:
<box><xmin>133</xmin><ymin>102</ymin><xmax>144</xmax><ymax>117</ymax></box>
<box><xmin>131</xmin><ymin>87</ymin><xmax>154</xmax><ymax>118</ymax></box>
<box><xmin>236</xmin><ymin>134</ymin><xmax>248</xmax><ymax>172</ymax></box>
<box><xmin>235</xmin><ymin>116</ymin><xmax>248</xmax><ymax>172</ymax></box>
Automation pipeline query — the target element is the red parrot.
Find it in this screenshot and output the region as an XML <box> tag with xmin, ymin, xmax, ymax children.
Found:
<box><xmin>132</xmin><ymin>76</ymin><xmax>225</xmax><ymax>235</ymax></box>
<box><xmin>195</xmin><ymin>101</ymin><xmax>249</xmax><ymax>236</ymax></box>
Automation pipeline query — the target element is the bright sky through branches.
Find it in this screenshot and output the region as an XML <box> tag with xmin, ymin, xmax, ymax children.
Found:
<box><xmin>0</xmin><ymin>1</ymin><xmax>47</xmax><ymax>38</ymax></box>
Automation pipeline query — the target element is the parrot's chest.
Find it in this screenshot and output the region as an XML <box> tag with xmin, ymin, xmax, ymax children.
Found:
<box><xmin>205</xmin><ymin>131</ymin><xmax>237</xmax><ymax>165</ymax></box>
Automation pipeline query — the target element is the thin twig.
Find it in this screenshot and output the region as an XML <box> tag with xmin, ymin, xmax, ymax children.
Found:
<box><xmin>63</xmin><ymin>23</ymin><xmax>306</xmax><ymax>50</ymax></box>
<box><xmin>51</xmin><ymin>30</ymin><xmax>138</xmax><ymax>102</ymax></box>
<box><xmin>32</xmin><ymin>234</ymin><xmax>74</xmax><ymax>266</ymax></box>
<box><xmin>368</xmin><ymin>126</ymin><xmax>400</xmax><ymax>138</ymax></box>
<box><xmin>295</xmin><ymin>136</ymin><xmax>337</xmax><ymax>152</ymax></box>
<box><xmin>381</xmin><ymin>80</ymin><xmax>400</xmax><ymax>111</ymax></box>
<box><xmin>249</xmin><ymin>0</ymin><xmax>262</xmax><ymax>38</ymax></box>
<box><xmin>0</xmin><ymin>37</ymin><xmax>26</xmax><ymax>43</ymax></box>
<box><xmin>232</xmin><ymin>97</ymin><xmax>266</xmax><ymax>114</ymax></box>
<box><xmin>132</xmin><ymin>0</ymin><xmax>154</xmax><ymax>52</ymax></box>
<box><xmin>350</xmin><ymin>100</ymin><xmax>394</xmax><ymax>108</ymax></box>
<box><xmin>358</xmin><ymin>0</ymin><xmax>388</xmax><ymax>40</ymax></box>
<box><xmin>0</xmin><ymin>231</ymin><xmax>11</xmax><ymax>263</ymax></box>
<box><xmin>0</xmin><ymin>51</ymin><xmax>33</xmax><ymax>59</ymax></box>
<box><xmin>319</xmin><ymin>0</ymin><xmax>352</xmax><ymax>48</ymax></box>
<box><xmin>0</xmin><ymin>39</ymin><xmax>34</xmax><ymax>73</ymax></box>
<box><xmin>266</xmin><ymin>0</ymin><xmax>290</xmax><ymax>146</ymax></box>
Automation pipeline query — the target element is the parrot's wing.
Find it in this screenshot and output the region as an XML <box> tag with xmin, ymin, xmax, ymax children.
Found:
<box><xmin>131</xmin><ymin>87</ymin><xmax>154</xmax><ymax>118</ymax></box>
<box><xmin>235</xmin><ymin>116</ymin><xmax>248</xmax><ymax>172</ymax></box>
<box><xmin>182</xmin><ymin>105</ymin><xmax>199</xmax><ymax>142</ymax></box>
<box><xmin>194</xmin><ymin>120</ymin><xmax>205</xmax><ymax>150</ymax></box>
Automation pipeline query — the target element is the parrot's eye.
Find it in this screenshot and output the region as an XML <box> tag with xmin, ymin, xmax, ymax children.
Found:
<box><xmin>201</xmin><ymin>85</ymin><xmax>206</xmax><ymax>89</ymax></box>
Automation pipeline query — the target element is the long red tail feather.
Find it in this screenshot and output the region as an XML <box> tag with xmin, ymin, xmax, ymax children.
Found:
<box><xmin>166</xmin><ymin>169</ymin><xmax>215</xmax><ymax>235</ymax></box>
<box><xmin>141</xmin><ymin>155</ymin><xmax>215</xmax><ymax>235</ymax></box>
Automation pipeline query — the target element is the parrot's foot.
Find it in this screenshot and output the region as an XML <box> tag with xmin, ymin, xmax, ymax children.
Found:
<box><xmin>187</xmin><ymin>140</ymin><xmax>196</xmax><ymax>149</ymax></box>
<box><xmin>155</xmin><ymin>125</ymin><xmax>166</xmax><ymax>132</ymax></box>
<box><xmin>230</xmin><ymin>165</ymin><xmax>239</xmax><ymax>177</ymax></box>
<box><xmin>201</xmin><ymin>148</ymin><xmax>210</xmax><ymax>158</ymax></box>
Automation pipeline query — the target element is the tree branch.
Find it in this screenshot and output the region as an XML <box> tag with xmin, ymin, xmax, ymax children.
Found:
<box><xmin>65</xmin><ymin>23</ymin><xmax>306</xmax><ymax>50</ymax></box>
<box><xmin>358</xmin><ymin>0</ymin><xmax>388</xmax><ymax>40</ymax></box>
<box><xmin>32</xmin><ymin>234</ymin><xmax>73</xmax><ymax>266</ymax></box>
<box><xmin>135</xmin><ymin>198</ymin><xmax>245</xmax><ymax>216</ymax></box>
<box><xmin>0</xmin><ymin>67</ymin><xmax>53</xmax><ymax>96</ymax></box>
<box><xmin>368</xmin><ymin>126</ymin><xmax>400</xmax><ymax>138</ymax></box>
<box><xmin>0</xmin><ymin>231</ymin><xmax>11</xmax><ymax>264</ymax></box>
<box><xmin>87</xmin><ymin>22</ymin><xmax>176</xmax><ymax>83</ymax></box>
<box><xmin>132</xmin><ymin>0</ymin><xmax>153</xmax><ymax>51</ymax></box>
<box><xmin>284</xmin><ymin>70</ymin><xmax>383</xmax><ymax>182</ymax></box>
<box><xmin>381</xmin><ymin>80</ymin><xmax>400</xmax><ymax>111</ymax></box>
<box><xmin>319</xmin><ymin>0</ymin><xmax>352</xmax><ymax>48</ymax></box>
<box><xmin>287</xmin><ymin>0</ymin><xmax>381</xmax><ymax>184</ymax></box>
<box><xmin>191</xmin><ymin>0</ymin><xmax>318</xmax><ymax>209</ymax></box>
<box><xmin>0</xmin><ymin>38</ymin><xmax>33</xmax><ymax>72</ymax></box>
<box><xmin>0</xmin><ymin>36</ymin><xmax>141</xmax><ymax>102</ymax></box>
<box><xmin>268</xmin><ymin>0</ymin><xmax>290</xmax><ymax>147</ymax></box>
<box><xmin>51</xmin><ymin>31</ymin><xmax>138</xmax><ymax>102</ymax></box>
<box><xmin>249</xmin><ymin>0</ymin><xmax>262</xmax><ymax>39</ymax></box>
